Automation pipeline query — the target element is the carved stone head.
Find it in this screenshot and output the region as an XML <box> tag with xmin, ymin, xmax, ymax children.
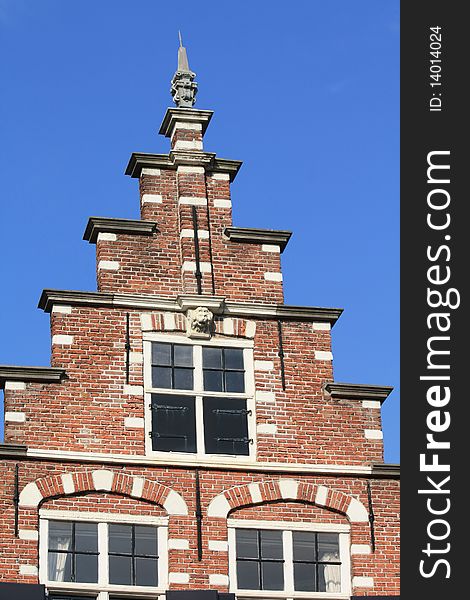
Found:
<box><xmin>186</xmin><ymin>306</ymin><xmax>213</xmax><ymax>338</ymax></box>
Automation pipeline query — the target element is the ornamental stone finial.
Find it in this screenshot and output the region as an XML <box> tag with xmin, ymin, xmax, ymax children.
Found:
<box><xmin>171</xmin><ymin>32</ymin><xmax>198</xmax><ymax>108</ymax></box>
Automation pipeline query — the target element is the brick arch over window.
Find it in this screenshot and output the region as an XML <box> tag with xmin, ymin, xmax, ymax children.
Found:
<box><xmin>207</xmin><ymin>478</ymin><xmax>368</xmax><ymax>523</ymax></box>
<box><xmin>18</xmin><ymin>469</ymin><xmax>188</xmax><ymax>515</ymax></box>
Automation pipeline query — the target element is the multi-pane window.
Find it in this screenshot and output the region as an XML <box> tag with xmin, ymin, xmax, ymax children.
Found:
<box><xmin>48</xmin><ymin>521</ymin><xmax>98</xmax><ymax>584</ymax></box>
<box><xmin>147</xmin><ymin>340</ymin><xmax>254</xmax><ymax>457</ymax></box>
<box><xmin>43</xmin><ymin>517</ymin><xmax>166</xmax><ymax>597</ymax></box>
<box><xmin>236</xmin><ymin>529</ymin><xmax>284</xmax><ymax>591</ymax></box>
<box><xmin>108</xmin><ymin>524</ymin><xmax>158</xmax><ymax>587</ymax></box>
<box><xmin>232</xmin><ymin>526</ymin><xmax>347</xmax><ymax>595</ymax></box>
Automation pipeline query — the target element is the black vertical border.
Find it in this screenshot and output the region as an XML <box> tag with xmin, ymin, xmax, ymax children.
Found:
<box><xmin>401</xmin><ymin>3</ymin><xmax>466</xmax><ymax>598</ymax></box>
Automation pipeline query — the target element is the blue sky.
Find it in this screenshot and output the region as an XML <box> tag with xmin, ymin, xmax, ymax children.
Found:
<box><xmin>0</xmin><ymin>0</ymin><xmax>399</xmax><ymax>462</ymax></box>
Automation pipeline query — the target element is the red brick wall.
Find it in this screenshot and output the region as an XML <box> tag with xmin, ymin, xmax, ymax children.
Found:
<box><xmin>0</xmin><ymin>459</ymin><xmax>399</xmax><ymax>595</ymax></box>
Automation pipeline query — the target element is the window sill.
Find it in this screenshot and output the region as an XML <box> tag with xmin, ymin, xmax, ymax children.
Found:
<box><xmin>233</xmin><ymin>592</ymin><xmax>351</xmax><ymax>600</ymax></box>
<box><xmin>45</xmin><ymin>582</ymin><xmax>165</xmax><ymax>597</ymax></box>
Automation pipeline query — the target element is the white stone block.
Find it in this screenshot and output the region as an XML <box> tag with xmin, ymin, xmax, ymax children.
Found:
<box><xmin>312</xmin><ymin>322</ymin><xmax>331</xmax><ymax>331</ymax></box>
<box><xmin>97</xmin><ymin>232</ymin><xmax>117</xmax><ymax>241</ymax></box>
<box><xmin>223</xmin><ymin>318</ymin><xmax>235</xmax><ymax>335</ymax></box>
<box><xmin>209</xmin><ymin>540</ymin><xmax>229</xmax><ymax>552</ymax></box>
<box><xmin>179</xmin><ymin>196</ymin><xmax>208</xmax><ymax>206</ymax></box>
<box><xmin>255</xmin><ymin>391</ymin><xmax>276</xmax><ymax>403</ymax></box>
<box><xmin>169</xmin><ymin>573</ymin><xmax>190</xmax><ymax>584</ymax></box>
<box><xmin>177</xmin><ymin>165</ymin><xmax>205</xmax><ymax>174</ymax></box>
<box><xmin>364</xmin><ymin>429</ymin><xmax>383</xmax><ymax>440</ymax></box>
<box><xmin>5</xmin><ymin>381</ymin><xmax>26</xmax><ymax>391</ymax></box>
<box><xmin>245</xmin><ymin>320</ymin><xmax>256</xmax><ymax>338</ymax></box>
<box><xmin>174</xmin><ymin>139</ymin><xmax>203</xmax><ymax>150</ymax></box>
<box><xmin>98</xmin><ymin>260</ymin><xmax>119</xmax><ymax>271</ymax></box>
<box><xmin>257</xmin><ymin>423</ymin><xmax>277</xmax><ymax>435</ymax></box>
<box><xmin>19</xmin><ymin>530</ymin><xmax>39</xmax><ymax>541</ymax></box>
<box><xmin>209</xmin><ymin>574</ymin><xmax>229</xmax><ymax>586</ymax></box>
<box><xmin>163</xmin><ymin>312</ymin><xmax>176</xmax><ymax>330</ymax></box>
<box><xmin>207</xmin><ymin>494</ymin><xmax>231</xmax><ymax>518</ymax></box>
<box><xmin>248</xmin><ymin>482</ymin><xmax>262</xmax><ymax>503</ymax></box>
<box><xmin>123</xmin><ymin>385</ymin><xmax>144</xmax><ymax>395</ymax></box>
<box><xmin>61</xmin><ymin>473</ymin><xmax>75</xmax><ymax>494</ymax></box>
<box><xmin>92</xmin><ymin>470</ymin><xmax>114</xmax><ymax>492</ymax></box>
<box><xmin>315</xmin><ymin>485</ymin><xmax>329</xmax><ymax>507</ymax></box>
<box><xmin>19</xmin><ymin>565</ymin><xmax>38</xmax><ymax>576</ymax></box>
<box><xmin>362</xmin><ymin>400</ymin><xmax>382</xmax><ymax>409</ymax></box>
<box><xmin>52</xmin><ymin>334</ymin><xmax>73</xmax><ymax>345</ymax></box>
<box><xmin>351</xmin><ymin>544</ymin><xmax>371</xmax><ymax>555</ymax></box>
<box><xmin>254</xmin><ymin>360</ymin><xmax>274</xmax><ymax>371</ymax></box>
<box><xmin>140</xmin><ymin>314</ymin><xmax>153</xmax><ymax>331</ymax></box>
<box><xmin>19</xmin><ymin>482</ymin><xmax>42</xmax><ymax>508</ymax></box>
<box><xmin>168</xmin><ymin>538</ymin><xmax>190</xmax><ymax>550</ymax></box>
<box><xmin>262</xmin><ymin>244</ymin><xmax>280</xmax><ymax>253</ymax></box>
<box><xmin>182</xmin><ymin>261</ymin><xmax>212</xmax><ymax>272</ymax></box>
<box><xmin>142</xmin><ymin>194</ymin><xmax>163</xmax><ymax>204</ymax></box>
<box><xmin>315</xmin><ymin>350</ymin><xmax>333</xmax><ymax>361</ymax></box>
<box><xmin>347</xmin><ymin>497</ymin><xmax>369</xmax><ymax>523</ymax></box>
<box><xmin>51</xmin><ymin>305</ymin><xmax>73</xmax><ymax>314</ymax></box>
<box><xmin>129</xmin><ymin>352</ymin><xmax>143</xmax><ymax>364</ymax></box>
<box><xmin>279</xmin><ymin>479</ymin><xmax>299</xmax><ymax>500</ymax></box>
<box><xmin>164</xmin><ymin>490</ymin><xmax>188</xmax><ymax>516</ymax></box>
<box><xmin>141</xmin><ymin>168</ymin><xmax>161</xmax><ymax>176</ymax></box>
<box><xmin>124</xmin><ymin>417</ymin><xmax>145</xmax><ymax>429</ymax></box>
<box><xmin>353</xmin><ymin>576</ymin><xmax>374</xmax><ymax>588</ymax></box>
<box><xmin>180</xmin><ymin>229</ymin><xmax>210</xmax><ymax>239</ymax></box>
<box><xmin>211</xmin><ymin>173</ymin><xmax>230</xmax><ymax>180</ymax></box>
<box><xmin>264</xmin><ymin>272</ymin><xmax>283</xmax><ymax>282</ymax></box>
<box><xmin>131</xmin><ymin>477</ymin><xmax>144</xmax><ymax>498</ymax></box>
<box><xmin>213</xmin><ymin>199</ymin><xmax>232</xmax><ymax>208</ymax></box>
<box><xmin>173</xmin><ymin>121</ymin><xmax>203</xmax><ymax>132</ymax></box>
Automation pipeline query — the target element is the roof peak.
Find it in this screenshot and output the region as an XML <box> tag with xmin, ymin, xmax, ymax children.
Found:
<box><xmin>171</xmin><ymin>33</ymin><xmax>198</xmax><ymax>108</ymax></box>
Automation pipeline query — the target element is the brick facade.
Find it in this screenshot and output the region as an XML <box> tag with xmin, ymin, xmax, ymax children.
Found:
<box><xmin>0</xmin><ymin>57</ymin><xmax>399</xmax><ymax>600</ymax></box>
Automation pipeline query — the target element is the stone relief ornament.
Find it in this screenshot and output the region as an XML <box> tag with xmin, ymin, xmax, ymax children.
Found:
<box><xmin>186</xmin><ymin>306</ymin><xmax>213</xmax><ymax>338</ymax></box>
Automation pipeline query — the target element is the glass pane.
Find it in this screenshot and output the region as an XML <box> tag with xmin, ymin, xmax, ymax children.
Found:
<box><xmin>318</xmin><ymin>563</ymin><xmax>341</xmax><ymax>593</ymax></box>
<box><xmin>293</xmin><ymin>531</ymin><xmax>316</xmax><ymax>561</ymax></box>
<box><xmin>237</xmin><ymin>561</ymin><xmax>259</xmax><ymax>590</ymax></box>
<box><xmin>75</xmin><ymin>553</ymin><xmax>98</xmax><ymax>583</ymax></box>
<box><xmin>152</xmin><ymin>343</ymin><xmax>171</xmax><ymax>366</ymax></box>
<box><xmin>135</xmin><ymin>526</ymin><xmax>158</xmax><ymax>556</ymax></box>
<box><xmin>261</xmin><ymin>561</ymin><xmax>284</xmax><ymax>590</ymax></box>
<box><xmin>109</xmin><ymin>554</ymin><xmax>132</xmax><ymax>585</ymax></box>
<box><xmin>152</xmin><ymin>366</ymin><xmax>172</xmax><ymax>388</ymax></box>
<box><xmin>260</xmin><ymin>530</ymin><xmax>283</xmax><ymax>559</ymax></box>
<box><xmin>224</xmin><ymin>348</ymin><xmax>244</xmax><ymax>370</ymax></box>
<box><xmin>203</xmin><ymin>370</ymin><xmax>223</xmax><ymax>391</ymax></box>
<box><xmin>48</xmin><ymin>551</ymin><xmax>72</xmax><ymax>582</ymax></box>
<box><xmin>135</xmin><ymin>557</ymin><xmax>158</xmax><ymax>586</ymax></box>
<box><xmin>236</xmin><ymin>529</ymin><xmax>258</xmax><ymax>558</ymax></box>
<box><xmin>174</xmin><ymin>344</ymin><xmax>193</xmax><ymax>367</ymax></box>
<box><xmin>225</xmin><ymin>371</ymin><xmax>245</xmax><ymax>393</ymax></box>
<box><xmin>318</xmin><ymin>533</ymin><xmax>340</xmax><ymax>562</ymax></box>
<box><xmin>202</xmin><ymin>347</ymin><xmax>222</xmax><ymax>368</ymax></box>
<box><xmin>49</xmin><ymin>521</ymin><xmax>72</xmax><ymax>551</ymax></box>
<box><xmin>109</xmin><ymin>524</ymin><xmax>132</xmax><ymax>554</ymax></box>
<box><xmin>75</xmin><ymin>522</ymin><xmax>98</xmax><ymax>552</ymax></box>
<box><xmin>173</xmin><ymin>367</ymin><xmax>193</xmax><ymax>390</ymax></box>
<box><xmin>294</xmin><ymin>562</ymin><xmax>316</xmax><ymax>591</ymax></box>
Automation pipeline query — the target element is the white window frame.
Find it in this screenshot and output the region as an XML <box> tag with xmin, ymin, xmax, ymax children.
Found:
<box><xmin>39</xmin><ymin>509</ymin><xmax>168</xmax><ymax>600</ymax></box>
<box><xmin>143</xmin><ymin>333</ymin><xmax>257</xmax><ymax>463</ymax></box>
<box><xmin>227</xmin><ymin>519</ymin><xmax>351</xmax><ymax>599</ymax></box>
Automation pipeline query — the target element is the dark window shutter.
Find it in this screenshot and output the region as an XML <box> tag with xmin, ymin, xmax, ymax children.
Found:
<box><xmin>203</xmin><ymin>397</ymin><xmax>250</xmax><ymax>455</ymax></box>
<box><xmin>151</xmin><ymin>394</ymin><xmax>196</xmax><ymax>453</ymax></box>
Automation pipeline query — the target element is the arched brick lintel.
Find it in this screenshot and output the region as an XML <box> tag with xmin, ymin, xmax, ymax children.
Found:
<box><xmin>18</xmin><ymin>469</ymin><xmax>188</xmax><ymax>516</ymax></box>
<box><xmin>207</xmin><ymin>478</ymin><xmax>369</xmax><ymax>523</ymax></box>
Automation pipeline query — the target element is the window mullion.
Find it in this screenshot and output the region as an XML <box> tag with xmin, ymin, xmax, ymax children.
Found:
<box><xmin>194</xmin><ymin>345</ymin><xmax>203</xmax><ymax>391</ymax></box>
<box><xmin>98</xmin><ymin>521</ymin><xmax>108</xmax><ymax>586</ymax></box>
<box><xmin>284</xmin><ymin>529</ymin><xmax>294</xmax><ymax>594</ymax></box>
<box><xmin>196</xmin><ymin>396</ymin><xmax>204</xmax><ymax>454</ymax></box>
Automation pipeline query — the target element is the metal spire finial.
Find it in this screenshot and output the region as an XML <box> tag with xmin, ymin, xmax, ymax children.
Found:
<box><xmin>171</xmin><ymin>32</ymin><xmax>198</xmax><ymax>108</ymax></box>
